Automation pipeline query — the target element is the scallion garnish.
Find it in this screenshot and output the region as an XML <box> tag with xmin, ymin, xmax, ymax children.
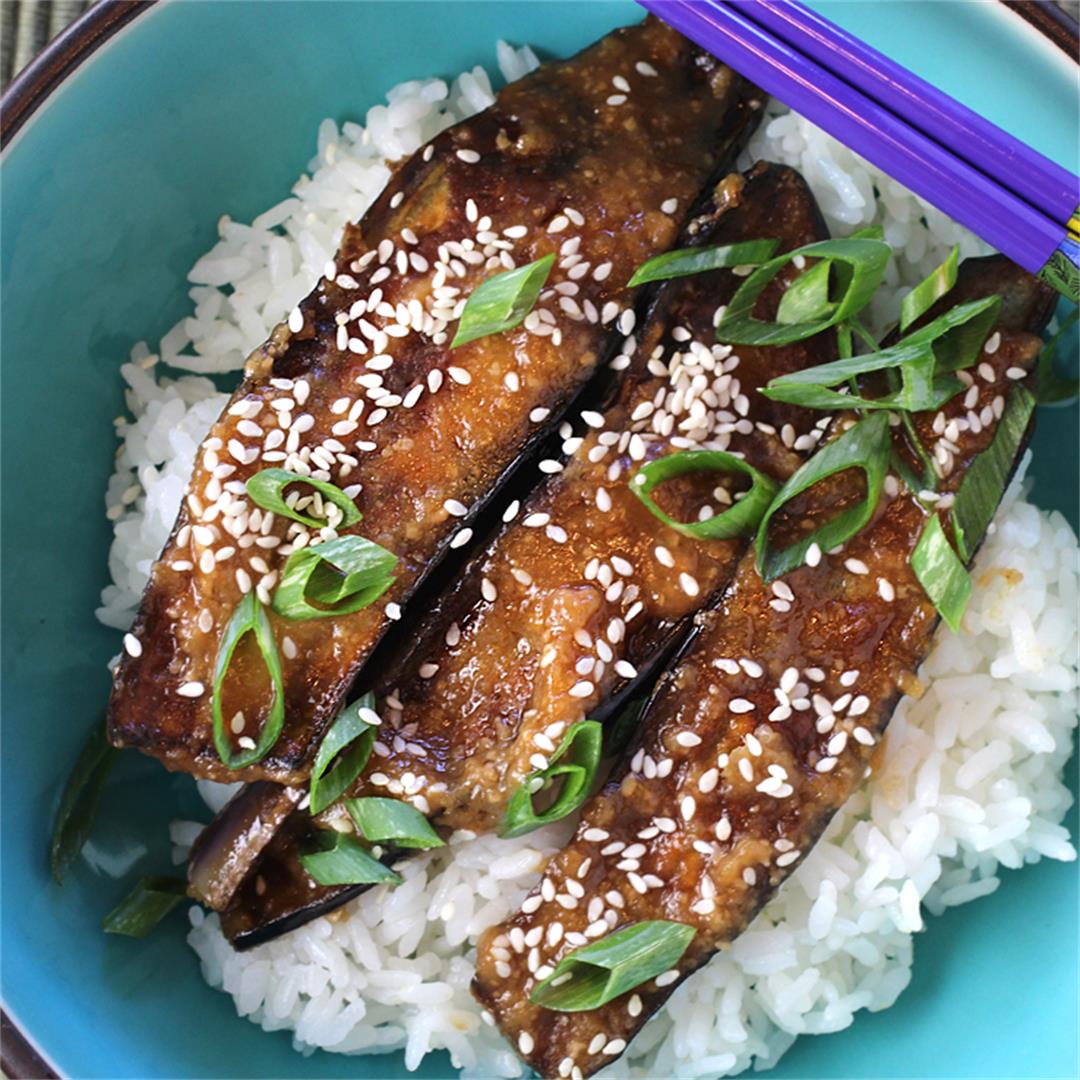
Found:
<box><xmin>451</xmin><ymin>254</ymin><xmax>555</xmax><ymax>348</ymax></box>
<box><xmin>911</xmin><ymin>514</ymin><xmax>971</xmax><ymax>632</ymax></box>
<box><xmin>272</xmin><ymin>535</ymin><xmax>397</xmax><ymax>621</ymax></box>
<box><xmin>211</xmin><ymin>592</ymin><xmax>285</xmax><ymax>769</ymax></box>
<box><xmin>627</xmin><ymin>239</ymin><xmax>779</xmax><ymax>287</ymax></box>
<box><xmin>952</xmin><ymin>385</ymin><xmax>1035</xmax><ymax>561</ymax></box>
<box><xmin>1035</xmin><ymin>307</ymin><xmax>1079</xmax><ymax>406</ymax></box>
<box><xmin>308</xmin><ymin>693</ymin><xmax>378</xmax><ymax>815</ymax></box>
<box><xmin>629</xmin><ymin>450</ymin><xmax>778</xmax><ymax>540</ymax></box>
<box><xmin>102</xmin><ymin>876</ymin><xmax>187</xmax><ymax>937</ymax></box>
<box><xmin>761</xmin><ymin>296</ymin><xmax>1001</xmax><ymax>412</ymax></box>
<box><xmin>755</xmin><ymin>413</ymin><xmax>892</xmax><ymax>583</ymax></box>
<box><xmin>530</xmin><ymin>920</ymin><xmax>696</xmax><ymax>1012</ymax></box>
<box><xmin>499</xmin><ymin>720</ymin><xmax>602</xmax><ymax>839</ymax></box>
<box><xmin>344</xmin><ymin>797</ymin><xmax>445</xmax><ymax>850</ymax></box>
<box><xmin>298</xmin><ymin>831</ymin><xmax>402</xmax><ymax>887</ymax></box>
<box><xmin>246</xmin><ymin>468</ymin><xmax>362</xmax><ymax>530</ymax></box>
<box><xmin>50</xmin><ymin>717</ymin><xmax>117</xmax><ymax>883</ymax></box>
<box><xmin>775</xmin><ymin>257</ymin><xmax>834</xmax><ymax>325</ymax></box>
<box><xmin>715</xmin><ymin>237</ymin><xmax>891</xmax><ymax>347</ymax></box>
<box><xmin>899</xmin><ymin>245</ymin><xmax>959</xmax><ymax>332</ymax></box>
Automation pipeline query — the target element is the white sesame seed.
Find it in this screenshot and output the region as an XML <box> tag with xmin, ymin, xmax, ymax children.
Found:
<box><xmin>177</xmin><ymin>681</ymin><xmax>205</xmax><ymax>698</ymax></box>
<box><xmin>878</xmin><ymin>577</ymin><xmax>896</xmax><ymax>602</ymax></box>
<box><xmin>730</xmin><ymin>697</ymin><xmax>755</xmax><ymax>713</ymax></box>
<box><xmin>655</xmin><ymin>970</ymin><xmax>679</xmax><ymax>988</ymax></box>
<box><xmin>679</xmin><ymin>572</ymin><xmax>699</xmax><ymax>597</ymax></box>
<box><xmin>123</xmin><ymin>633</ymin><xmax>142</xmax><ymax>658</ymax></box>
<box><xmin>984</xmin><ymin>331</ymin><xmax>1001</xmax><ymax>354</ymax></box>
<box><xmin>449</xmin><ymin>528</ymin><xmax>473</xmax><ymax>549</ymax></box>
<box><xmin>456</xmin><ymin>148</ymin><xmax>481</xmax><ymax>163</ymax></box>
<box><xmin>844</xmin><ymin>558</ymin><xmax>869</xmax><ymax>575</ymax></box>
<box><xmin>569</xmin><ymin>681</ymin><xmax>594</xmax><ymax>698</ymax></box>
<box><xmin>675</xmin><ymin>731</ymin><xmax>702</xmax><ymax>747</ymax></box>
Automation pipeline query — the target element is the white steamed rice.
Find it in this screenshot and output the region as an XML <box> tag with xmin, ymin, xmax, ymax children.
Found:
<box><xmin>100</xmin><ymin>42</ymin><xmax>1078</xmax><ymax>1080</ymax></box>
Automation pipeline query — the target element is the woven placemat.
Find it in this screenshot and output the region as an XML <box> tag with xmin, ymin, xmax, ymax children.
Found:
<box><xmin>1</xmin><ymin>0</ymin><xmax>93</xmax><ymax>89</ymax></box>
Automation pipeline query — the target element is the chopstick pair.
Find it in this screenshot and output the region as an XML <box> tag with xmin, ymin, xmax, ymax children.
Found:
<box><xmin>639</xmin><ymin>0</ymin><xmax>1080</xmax><ymax>304</ymax></box>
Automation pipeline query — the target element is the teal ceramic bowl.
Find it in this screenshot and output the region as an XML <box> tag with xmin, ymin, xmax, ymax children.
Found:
<box><xmin>2</xmin><ymin>2</ymin><xmax>1077</xmax><ymax>1077</ymax></box>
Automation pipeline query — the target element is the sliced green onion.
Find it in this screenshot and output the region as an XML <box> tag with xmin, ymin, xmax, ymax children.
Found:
<box><xmin>530</xmin><ymin>920</ymin><xmax>696</xmax><ymax>1012</ymax></box>
<box><xmin>246</xmin><ymin>468</ymin><xmax>362</xmax><ymax>530</ymax></box>
<box><xmin>755</xmin><ymin>412</ymin><xmax>892</xmax><ymax>583</ymax></box>
<box><xmin>629</xmin><ymin>450</ymin><xmax>778</xmax><ymax>540</ymax></box>
<box><xmin>776</xmin><ymin>258</ymin><xmax>835</xmax><ymax>325</ymax></box>
<box><xmin>627</xmin><ymin>239</ymin><xmax>779</xmax><ymax>287</ymax></box>
<box><xmin>272</xmin><ymin>535</ymin><xmax>397</xmax><ymax>621</ymax></box>
<box><xmin>211</xmin><ymin>592</ymin><xmax>285</xmax><ymax>770</ymax></box>
<box><xmin>715</xmin><ymin>237</ymin><xmax>891</xmax><ymax>347</ymax></box>
<box><xmin>344</xmin><ymin>797</ymin><xmax>445</xmax><ymax>850</ymax></box>
<box><xmin>911</xmin><ymin>514</ymin><xmax>971</xmax><ymax>632</ymax></box>
<box><xmin>451</xmin><ymin>254</ymin><xmax>555</xmax><ymax>348</ymax></box>
<box><xmin>1036</xmin><ymin>307</ymin><xmax>1079</xmax><ymax>406</ymax></box>
<box><xmin>499</xmin><ymin>720</ymin><xmax>603</xmax><ymax>839</ymax></box>
<box><xmin>298</xmin><ymin>830</ymin><xmax>402</xmax><ymax>887</ymax></box>
<box><xmin>102</xmin><ymin>876</ymin><xmax>187</xmax><ymax>937</ymax></box>
<box><xmin>952</xmin><ymin>385</ymin><xmax>1035</xmax><ymax>561</ymax></box>
<box><xmin>849</xmin><ymin>225</ymin><xmax>885</xmax><ymax>241</ymax></box>
<box><xmin>762</xmin><ymin>296</ymin><xmax>1001</xmax><ymax>412</ymax></box>
<box><xmin>308</xmin><ymin>693</ymin><xmax>378</xmax><ymax>815</ymax></box>
<box><xmin>899</xmin><ymin>245</ymin><xmax>959</xmax><ymax>332</ymax></box>
<box><xmin>50</xmin><ymin>717</ymin><xmax>117</xmax><ymax>884</ymax></box>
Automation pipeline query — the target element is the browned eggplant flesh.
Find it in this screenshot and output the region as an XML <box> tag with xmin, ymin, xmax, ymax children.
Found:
<box><xmin>196</xmin><ymin>161</ymin><xmax>840</xmax><ymax>943</ymax></box>
<box><xmin>107</xmin><ymin>16</ymin><xmax>765</xmax><ymax>785</ymax></box>
<box><xmin>471</xmin><ymin>257</ymin><xmax>1054</xmax><ymax>1079</ymax></box>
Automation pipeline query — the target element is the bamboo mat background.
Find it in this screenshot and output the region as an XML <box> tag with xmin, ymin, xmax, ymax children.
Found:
<box><xmin>2</xmin><ymin>0</ymin><xmax>92</xmax><ymax>89</ymax></box>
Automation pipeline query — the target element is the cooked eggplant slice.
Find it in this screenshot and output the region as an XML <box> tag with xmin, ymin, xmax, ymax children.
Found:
<box><xmin>107</xmin><ymin>17</ymin><xmax>766</xmax><ymax>785</ymax></box>
<box><xmin>187</xmin><ymin>782</ymin><xmax>302</xmax><ymax>910</ymax></box>
<box><xmin>201</xmin><ymin>161</ymin><xmax>841</xmax><ymax>945</ymax></box>
<box><xmin>471</xmin><ymin>256</ymin><xmax>1054</xmax><ymax>1079</ymax></box>
<box><xmin>328</xmin><ymin>163</ymin><xmax>835</xmax><ymax>837</ymax></box>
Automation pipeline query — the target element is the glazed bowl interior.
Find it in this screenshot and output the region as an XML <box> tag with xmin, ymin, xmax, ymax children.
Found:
<box><xmin>1</xmin><ymin>2</ymin><xmax>1076</xmax><ymax>1077</ymax></box>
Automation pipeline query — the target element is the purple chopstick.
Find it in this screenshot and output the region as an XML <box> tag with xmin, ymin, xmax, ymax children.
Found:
<box><xmin>749</xmin><ymin>0</ymin><xmax>1078</xmax><ymax>224</ymax></box>
<box><xmin>639</xmin><ymin>0</ymin><xmax>1078</xmax><ymax>301</ymax></box>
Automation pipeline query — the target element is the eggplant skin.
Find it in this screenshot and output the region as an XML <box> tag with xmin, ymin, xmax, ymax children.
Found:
<box><xmin>196</xmin><ymin>161</ymin><xmax>839</xmax><ymax>946</ymax></box>
<box><xmin>186</xmin><ymin>782</ymin><xmax>301</xmax><ymax>911</ymax></box>
<box><xmin>107</xmin><ymin>16</ymin><xmax>766</xmax><ymax>787</ymax></box>
<box><xmin>471</xmin><ymin>257</ymin><xmax>1054</xmax><ymax>1080</ymax></box>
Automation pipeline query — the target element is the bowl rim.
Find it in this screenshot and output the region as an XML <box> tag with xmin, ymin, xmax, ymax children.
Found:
<box><xmin>0</xmin><ymin>0</ymin><xmax>154</xmax><ymax>150</ymax></box>
<box><xmin>0</xmin><ymin>2</ymin><xmax>1074</xmax><ymax>1078</ymax></box>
